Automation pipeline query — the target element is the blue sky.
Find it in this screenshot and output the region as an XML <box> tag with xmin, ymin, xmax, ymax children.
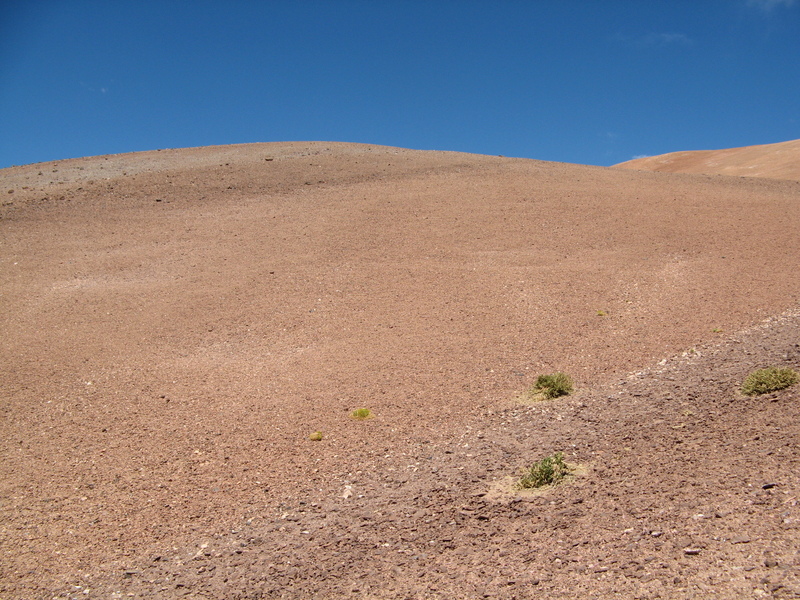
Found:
<box><xmin>1</xmin><ymin>0</ymin><xmax>799</xmax><ymax>169</ymax></box>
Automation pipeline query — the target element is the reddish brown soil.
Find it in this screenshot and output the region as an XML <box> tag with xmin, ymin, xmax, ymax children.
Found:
<box><xmin>614</xmin><ymin>138</ymin><xmax>800</xmax><ymax>182</ymax></box>
<box><xmin>2</xmin><ymin>142</ymin><xmax>799</xmax><ymax>599</ymax></box>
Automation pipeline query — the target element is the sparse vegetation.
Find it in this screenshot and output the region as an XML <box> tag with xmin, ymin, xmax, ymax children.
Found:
<box><xmin>349</xmin><ymin>408</ymin><xmax>373</xmax><ymax>420</ymax></box>
<box><xmin>530</xmin><ymin>372</ymin><xmax>574</xmax><ymax>399</ymax></box>
<box><xmin>596</xmin><ymin>309</ymin><xmax>607</xmax><ymax>316</ymax></box>
<box><xmin>517</xmin><ymin>452</ymin><xmax>570</xmax><ymax>490</ymax></box>
<box><xmin>308</xmin><ymin>431</ymin><xmax>323</xmax><ymax>441</ymax></box>
<box><xmin>741</xmin><ymin>367</ymin><xmax>798</xmax><ymax>396</ymax></box>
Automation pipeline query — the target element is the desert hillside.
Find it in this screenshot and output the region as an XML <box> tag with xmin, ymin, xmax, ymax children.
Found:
<box><xmin>614</xmin><ymin>138</ymin><xmax>800</xmax><ymax>181</ymax></box>
<box><xmin>1</xmin><ymin>142</ymin><xmax>799</xmax><ymax>599</ymax></box>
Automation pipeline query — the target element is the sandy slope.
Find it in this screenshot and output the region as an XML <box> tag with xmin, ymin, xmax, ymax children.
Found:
<box><xmin>614</xmin><ymin>138</ymin><xmax>800</xmax><ymax>181</ymax></box>
<box><xmin>1</xmin><ymin>142</ymin><xmax>799</xmax><ymax>599</ymax></box>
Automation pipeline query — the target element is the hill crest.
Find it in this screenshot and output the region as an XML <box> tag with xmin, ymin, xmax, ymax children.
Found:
<box><xmin>613</xmin><ymin>138</ymin><xmax>800</xmax><ymax>181</ymax></box>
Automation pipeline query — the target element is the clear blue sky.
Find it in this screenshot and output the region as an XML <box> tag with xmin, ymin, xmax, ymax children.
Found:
<box><xmin>1</xmin><ymin>0</ymin><xmax>799</xmax><ymax>169</ymax></box>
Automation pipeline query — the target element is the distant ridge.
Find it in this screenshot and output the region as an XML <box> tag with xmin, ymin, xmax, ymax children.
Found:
<box><xmin>613</xmin><ymin>138</ymin><xmax>800</xmax><ymax>181</ymax></box>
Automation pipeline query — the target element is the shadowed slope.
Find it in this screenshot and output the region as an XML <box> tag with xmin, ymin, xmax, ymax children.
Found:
<box><xmin>614</xmin><ymin>138</ymin><xmax>800</xmax><ymax>181</ymax></box>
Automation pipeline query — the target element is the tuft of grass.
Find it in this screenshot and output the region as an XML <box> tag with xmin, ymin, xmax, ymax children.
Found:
<box><xmin>596</xmin><ymin>309</ymin><xmax>607</xmax><ymax>317</ymax></box>
<box><xmin>530</xmin><ymin>372</ymin><xmax>574</xmax><ymax>399</ymax></box>
<box><xmin>741</xmin><ymin>367</ymin><xmax>798</xmax><ymax>396</ymax></box>
<box><xmin>349</xmin><ymin>408</ymin><xmax>373</xmax><ymax>420</ymax></box>
<box><xmin>308</xmin><ymin>431</ymin><xmax>323</xmax><ymax>441</ymax></box>
<box><xmin>517</xmin><ymin>452</ymin><xmax>570</xmax><ymax>490</ymax></box>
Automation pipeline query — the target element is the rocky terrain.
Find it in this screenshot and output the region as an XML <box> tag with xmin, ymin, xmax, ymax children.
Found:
<box><xmin>2</xmin><ymin>142</ymin><xmax>799</xmax><ymax>599</ymax></box>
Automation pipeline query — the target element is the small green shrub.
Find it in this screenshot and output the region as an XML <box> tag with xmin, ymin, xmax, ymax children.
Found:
<box><xmin>517</xmin><ymin>452</ymin><xmax>569</xmax><ymax>490</ymax></box>
<box><xmin>308</xmin><ymin>431</ymin><xmax>323</xmax><ymax>441</ymax></box>
<box><xmin>349</xmin><ymin>408</ymin><xmax>373</xmax><ymax>420</ymax></box>
<box><xmin>531</xmin><ymin>372</ymin><xmax>574</xmax><ymax>399</ymax></box>
<box><xmin>741</xmin><ymin>367</ymin><xmax>798</xmax><ymax>396</ymax></box>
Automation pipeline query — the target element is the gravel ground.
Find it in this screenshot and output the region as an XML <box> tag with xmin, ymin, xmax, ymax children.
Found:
<box><xmin>2</xmin><ymin>142</ymin><xmax>799</xmax><ymax>599</ymax></box>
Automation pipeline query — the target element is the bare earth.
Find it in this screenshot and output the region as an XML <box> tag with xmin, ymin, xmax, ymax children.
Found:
<box><xmin>614</xmin><ymin>138</ymin><xmax>800</xmax><ymax>182</ymax></box>
<box><xmin>2</xmin><ymin>142</ymin><xmax>799</xmax><ymax>599</ymax></box>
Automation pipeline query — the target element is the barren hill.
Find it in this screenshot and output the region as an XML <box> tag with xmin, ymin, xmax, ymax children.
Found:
<box><xmin>2</xmin><ymin>143</ymin><xmax>799</xmax><ymax>599</ymax></box>
<box><xmin>614</xmin><ymin>138</ymin><xmax>800</xmax><ymax>181</ymax></box>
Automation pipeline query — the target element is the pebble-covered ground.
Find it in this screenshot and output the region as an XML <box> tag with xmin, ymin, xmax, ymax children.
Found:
<box><xmin>2</xmin><ymin>143</ymin><xmax>799</xmax><ymax>599</ymax></box>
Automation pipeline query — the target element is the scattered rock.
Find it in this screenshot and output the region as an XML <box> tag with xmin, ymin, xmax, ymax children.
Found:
<box><xmin>731</xmin><ymin>536</ymin><xmax>751</xmax><ymax>544</ymax></box>
<box><xmin>675</xmin><ymin>536</ymin><xmax>694</xmax><ymax>549</ymax></box>
<box><xmin>5</xmin><ymin>143</ymin><xmax>800</xmax><ymax>600</ymax></box>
